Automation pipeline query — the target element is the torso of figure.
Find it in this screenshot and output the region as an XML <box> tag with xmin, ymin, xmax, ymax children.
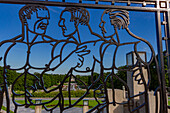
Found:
<box><xmin>2</xmin><ymin>35</ymin><xmax>57</xmax><ymax>71</ymax></box>
<box><xmin>101</xmin><ymin>41</ymin><xmax>139</xmax><ymax>71</ymax></box>
<box><xmin>71</xmin><ymin>40</ymin><xmax>130</xmax><ymax>75</ymax></box>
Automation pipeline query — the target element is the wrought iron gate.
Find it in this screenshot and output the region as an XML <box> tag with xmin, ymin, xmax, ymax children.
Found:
<box><xmin>0</xmin><ymin>0</ymin><xmax>169</xmax><ymax>113</ymax></box>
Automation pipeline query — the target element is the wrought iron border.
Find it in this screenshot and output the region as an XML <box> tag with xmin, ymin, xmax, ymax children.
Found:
<box><xmin>0</xmin><ymin>0</ymin><xmax>169</xmax><ymax>11</ymax></box>
<box><xmin>0</xmin><ymin>0</ymin><xmax>169</xmax><ymax>113</ymax></box>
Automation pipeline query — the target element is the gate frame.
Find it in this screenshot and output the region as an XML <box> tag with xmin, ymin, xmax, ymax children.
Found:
<box><xmin>0</xmin><ymin>0</ymin><xmax>169</xmax><ymax>113</ymax></box>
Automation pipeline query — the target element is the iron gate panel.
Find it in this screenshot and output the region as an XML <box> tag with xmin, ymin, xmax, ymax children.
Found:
<box><xmin>0</xmin><ymin>0</ymin><xmax>169</xmax><ymax>113</ymax></box>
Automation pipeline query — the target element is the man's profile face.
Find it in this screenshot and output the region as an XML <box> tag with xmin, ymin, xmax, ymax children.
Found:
<box><xmin>99</xmin><ymin>13</ymin><xmax>115</xmax><ymax>38</ymax></box>
<box><xmin>27</xmin><ymin>10</ymin><xmax>50</xmax><ymax>34</ymax></box>
<box><xmin>58</xmin><ymin>11</ymin><xmax>76</xmax><ymax>37</ymax></box>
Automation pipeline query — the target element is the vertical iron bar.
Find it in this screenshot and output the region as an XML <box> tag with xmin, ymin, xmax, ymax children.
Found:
<box><xmin>166</xmin><ymin>11</ymin><xmax>170</xmax><ymax>88</ymax></box>
<box><xmin>155</xmin><ymin>10</ymin><xmax>168</xmax><ymax>113</ymax></box>
<box><xmin>0</xmin><ymin>87</ymin><xmax>3</xmax><ymax>111</ymax></box>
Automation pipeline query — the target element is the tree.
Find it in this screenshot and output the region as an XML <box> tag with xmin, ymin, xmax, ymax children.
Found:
<box><xmin>149</xmin><ymin>55</ymin><xmax>169</xmax><ymax>91</ymax></box>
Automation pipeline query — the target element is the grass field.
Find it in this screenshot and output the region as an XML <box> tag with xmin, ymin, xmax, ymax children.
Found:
<box><xmin>15</xmin><ymin>99</ymin><xmax>102</xmax><ymax>109</ymax></box>
<box><xmin>1</xmin><ymin>106</ymin><xmax>14</xmax><ymax>113</ymax></box>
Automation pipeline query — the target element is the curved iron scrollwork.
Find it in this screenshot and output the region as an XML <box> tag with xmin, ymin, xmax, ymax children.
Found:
<box><xmin>0</xmin><ymin>4</ymin><xmax>159</xmax><ymax>113</ymax></box>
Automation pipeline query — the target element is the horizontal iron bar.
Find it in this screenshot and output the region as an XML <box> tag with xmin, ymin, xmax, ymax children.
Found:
<box><xmin>87</xmin><ymin>0</ymin><xmax>156</xmax><ymax>5</ymax></box>
<box><xmin>90</xmin><ymin>0</ymin><xmax>170</xmax><ymax>1</ymax></box>
<box><xmin>0</xmin><ymin>0</ymin><xmax>168</xmax><ymax>12</ymax></box>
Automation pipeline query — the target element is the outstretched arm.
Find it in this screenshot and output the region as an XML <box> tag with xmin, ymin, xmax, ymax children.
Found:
<box><xmin>40</xmin><ymin>42</ymin><xmax>90</xmax><ymax>93</ymax></box>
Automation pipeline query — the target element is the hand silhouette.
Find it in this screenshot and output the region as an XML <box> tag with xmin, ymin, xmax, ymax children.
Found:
<box><xmin>75</xmin><ymin>45</ymin><xmax>90</xmax><ymax>68</ymax></box>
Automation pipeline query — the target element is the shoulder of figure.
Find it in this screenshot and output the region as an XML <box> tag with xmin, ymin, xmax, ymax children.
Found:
<box><xmin>0</xmin><ymin>34</ymin><xmax>24</xmax><ymax>46</ymax></box>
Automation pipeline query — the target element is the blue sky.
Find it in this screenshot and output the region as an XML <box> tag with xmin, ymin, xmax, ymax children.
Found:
<box><xmin>0</xmin><ymin>3</ymin><xmax>161</xmax><ymax>75</ymax></box>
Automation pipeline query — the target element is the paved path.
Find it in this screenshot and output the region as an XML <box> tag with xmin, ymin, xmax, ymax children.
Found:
<box><xmin>3</xmin><ymin>98</ymin><xmax>35</xmax><ymax>113</ymax></box>
<box><xmin>2</xmin><ymin>98</ymin><xmax>83</xmax><ymax>113</ymax></box>
<box><xmin>42</xmin><ymin>107</ymin><xmax>82</xmax><ymax>113</ymax></box>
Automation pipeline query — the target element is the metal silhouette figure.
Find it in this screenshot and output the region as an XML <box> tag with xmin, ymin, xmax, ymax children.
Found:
<box><xmin>0</xmin><ymin>5</ymin><xmax>89</xmax><ymax>113</ymax></box>
<box><xmin>91</xmin><ymin>9</ymin><xmax>155</xmax><ymax>113</ymax></box>
<box><xmin>0</xmin><ymin>5</ymin><xmax>52</xmax><ymax>113</ymax></box>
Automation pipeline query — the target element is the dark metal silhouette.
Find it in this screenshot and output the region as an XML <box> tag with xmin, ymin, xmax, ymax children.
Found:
<box><xmin>0</xmin><ymin>0</ymin><xmax>169</xmax><ymax>113</ymax></box>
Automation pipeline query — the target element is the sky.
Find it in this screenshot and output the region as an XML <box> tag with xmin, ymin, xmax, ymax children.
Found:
<box><xmin>0</xmin><ymin>2</ymin><xmax>163</xmax><ymax>75</ymax></box>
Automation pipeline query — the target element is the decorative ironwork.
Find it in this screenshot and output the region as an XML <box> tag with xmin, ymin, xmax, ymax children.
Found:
<box><xmin>0</xmin><ymin>0</ymin><xmax>169</xmax><ymax>113</ymax></box>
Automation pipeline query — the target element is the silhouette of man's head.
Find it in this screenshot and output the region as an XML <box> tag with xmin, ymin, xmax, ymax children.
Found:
<box><xmin>19</xmin><ymin>5</ymin><xmax>50</xmax><ymax>34</ymax></box>
<box><xmin>59</xmin><ymin>7</ymin><xmax>90</xmax><ymax>37</ymax></box>
<box><xmin>99</xmin><ymin>9</ymin><xmax>129</xmax><ymax>39</ymax></box>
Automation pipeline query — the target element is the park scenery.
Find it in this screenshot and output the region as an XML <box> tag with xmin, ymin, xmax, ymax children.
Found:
<box><xmin>0</xmin><ymin>2</ymin><xmax>169</xmax><ymax>113</ymax></box>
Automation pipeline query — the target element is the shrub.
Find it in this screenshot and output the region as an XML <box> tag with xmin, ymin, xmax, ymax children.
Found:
<box><xmin>21</xmin><ymin>90</ymin><xmax>100</xmax><ymax>98</ymax></box>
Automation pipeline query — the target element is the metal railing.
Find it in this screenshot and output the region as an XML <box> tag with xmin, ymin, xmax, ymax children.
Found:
<box><xmin>0</xmin><ymin>0</ymin><xmax>169</xmax><ymax>113</ymax></box>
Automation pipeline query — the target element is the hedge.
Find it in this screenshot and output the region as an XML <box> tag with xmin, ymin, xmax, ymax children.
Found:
<box><xmin>14</xmin><ymin>90</ymin><xmax>102</xmax><ymax>98</ymax></box>
<box><xmin>32</xmin><ymin>90</ymin><xmax>99</xmax><ymax>97</ymax></box>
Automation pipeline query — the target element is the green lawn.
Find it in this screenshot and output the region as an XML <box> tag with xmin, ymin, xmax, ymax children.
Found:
<box><xmin>15</xmin><ymin>99</ymin><xmax>102</xmax><ymax>109</ymax></box>
<box><xmin>1</xmin><ymin>106</ymin><xmax>14</xmax><ymax>113</ymax></box>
